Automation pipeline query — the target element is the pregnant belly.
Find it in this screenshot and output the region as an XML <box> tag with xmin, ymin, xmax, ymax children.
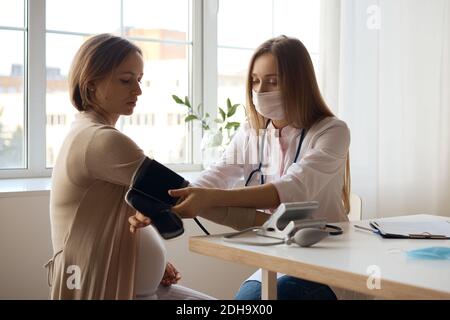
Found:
<box><xmin>134</xmin><ymin>226</ymin><xmax>167</xmax><ymax>297</ymax></box>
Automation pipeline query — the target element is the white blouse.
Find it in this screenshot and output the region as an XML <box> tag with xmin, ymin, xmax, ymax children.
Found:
<box><xmin>193</xmin><ymin>116</ymin><xmax>351</xmax><ymax>224</ymax></box>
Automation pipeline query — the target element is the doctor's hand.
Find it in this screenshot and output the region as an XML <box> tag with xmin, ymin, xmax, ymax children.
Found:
<box><xmin>128</xmin><ymin>212</ymin><xmax>151</xmax><ymax>234</ymax></box>
<box><xmin>161</xmin><ymin>262</ymin><xmax>182</xmax><ymax>287</ymax></box>
<box><xmin>168</xmin><ymin>187</ymin><xmax>217</xmax><ymax>219</ymax></box>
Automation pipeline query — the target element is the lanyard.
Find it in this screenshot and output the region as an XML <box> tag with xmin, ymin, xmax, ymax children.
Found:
<box><xmin>245</xmin><ymin>122</ymin><xmax>306</xmax><ymax>187</ymax></box>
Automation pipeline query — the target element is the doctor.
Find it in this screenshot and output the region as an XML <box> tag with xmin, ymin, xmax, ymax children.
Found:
<box><xmin>131</xmin><ymin>35</ymin><xmax>351</xmax><ymax>299</ymax></box>
<box><xmin>170</xmin><ymin>36</ymin><xmax>351</xmax><ymax>300</ymax></box>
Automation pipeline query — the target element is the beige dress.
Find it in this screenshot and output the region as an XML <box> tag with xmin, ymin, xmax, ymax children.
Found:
<box><xmin>46</xmin><ymin>111</ymin><xmax>166</xmax><ymax>299</ymax></box>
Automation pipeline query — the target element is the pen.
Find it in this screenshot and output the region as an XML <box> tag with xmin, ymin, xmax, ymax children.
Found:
<box><xmin>354</xmin><ymin>224</ymin><xmax>379</xmax><ymax>234</ymax></box>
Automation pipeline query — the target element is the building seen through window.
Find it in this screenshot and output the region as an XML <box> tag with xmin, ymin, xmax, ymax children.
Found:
<box><xmin>44</xmin><ymin>27</ymin><xmax>190</xmax><ymax>167</ymax></box>
<box><xmin>0</xmin><ymin>0</ymin><xmax>321</xmax><ymax>173</ymax></box>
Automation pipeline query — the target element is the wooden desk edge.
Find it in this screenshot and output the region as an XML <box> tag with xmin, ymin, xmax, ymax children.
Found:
<box><xmin>189</xmin><ymin>236</ymin><xmax>450</xmax><ymax>300</ymax></box>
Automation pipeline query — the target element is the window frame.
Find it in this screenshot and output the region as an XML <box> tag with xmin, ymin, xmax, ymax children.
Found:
<box><xmin>216</xmin><ymin>0</ymin><xmax>321</xmax><ymax>110</ymax></box>
<box><xmin>0</xmin><ymin>0</ymin><xmax>320</xmax><ymax>179</ymax></box>
<box><xmin>0</xmin><ymin>0</ymin><xmax>29</xmax><ymax>177</ymax></box>
<box><xmin>0</xmin><ymin>0</ymin><xmax>205</xmax><ymax>179</ymax></box>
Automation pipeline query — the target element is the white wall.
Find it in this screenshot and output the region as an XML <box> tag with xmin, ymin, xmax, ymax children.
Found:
<box><xmin>321</xmin><ymin>0</ymin><xmax>450</xmax><ymax>219</ymax></box>
<box><xmin>0</xmin><ymin>192</ymin><xmax>53</xmax><ymax>299</ymax></box>
<box><xmin>0</xmin><ymin>191</ymin><xmax>256</xmax><ymax>300</ymax></box>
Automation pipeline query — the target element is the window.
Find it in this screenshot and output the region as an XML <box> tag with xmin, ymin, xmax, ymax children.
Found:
<box><xmin>0</xmin><ymin>0</ymin><xmax>321</xmax><ymax>178</ymax></box>
<box><xmin>46</xmin><ymin>114</ymin><xmax>66</xmax><ymax>126</ymax></box>
<box><xmin>167</xmin><ymin>113</ymin><xmax>183</xmax><ymax>126</ymax></box>
<box><xmin>217</xmin><ymin>0</ymin><xmax>321</xmax><ymax>124</ymax></box>
<box><xmin>45</xmin><ymin>0</ymin><xmax>192</xmax><ymax>167</ymax></box>
<box><xmin>0</xmin><ymin>0</ymin><xmax>26</xmax><ymax>170</ymax></box>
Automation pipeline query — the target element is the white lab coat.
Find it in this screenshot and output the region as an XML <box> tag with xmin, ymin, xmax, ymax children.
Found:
<box><xmin>192</xmin><ymin>116</ymin><xmax>351</xmax><ymax>282</ymax></box>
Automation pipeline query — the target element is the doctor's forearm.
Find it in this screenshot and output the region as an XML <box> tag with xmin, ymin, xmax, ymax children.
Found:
<box><xmin>214</xmin><ymin>183</ymin><xmax>281</xmax><ymax>209</ymax></box>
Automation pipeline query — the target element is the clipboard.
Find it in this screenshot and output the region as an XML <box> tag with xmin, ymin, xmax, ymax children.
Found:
<box><xmin>369</xmin><ymin>220</ymin><xmax>450</xmax><ymax>239</ymax></box>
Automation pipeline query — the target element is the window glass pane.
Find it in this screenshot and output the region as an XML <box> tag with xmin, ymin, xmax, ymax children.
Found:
<box><xmin>274</xmin><ymin>0</ymin><xmax>321</xmax><ymax>53</ymax></box>
<box><xmin>45</xmin><ymin>33</ymin><xmax>84</xmax><ymax>167</ymax></box>
<box><xmin>118</xmin><ymin>41</ymin><xmax>189</xmax><ymax>164</ymax></box>
<box><xmin>0</xmin><ymin>0</ymin><xmax>25</xmax><ymax>28</ymax></box>
<box><xmin>217</xmin><ymin>0</ymin><xmax>322</xmax><ymax>124</ymax></box>
<box><xmin>218</xmin><ymin>0</ymin><xmax>272</xmax><ymax>48</ymax></box>
<box><xmin>46</xmin><ymin>3</ymin><xmax>192</xmax><ymax>167</ymax></box>
<box><xmin>0</xmin><ymin>30</ymin><xmax>25</xmax><ymax>169</ymax></box>
<box><xmin>218</xmin><ymin>48</ymin><xmax>252</xmax><ymax>124</ymax></box>
<box><xmin>46</xmin><ymin>0</ymin><xmax>121</xmax><ymax>34</ymax></box>
<box><xmin>124</xmin><ymin>0</ymin><xmax>190</xmax><ymax>42</ymax></box>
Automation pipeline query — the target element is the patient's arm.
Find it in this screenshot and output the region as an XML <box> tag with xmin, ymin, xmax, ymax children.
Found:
<box><xmin>253</xmin><ymin>210</ymin><xmax>271</xmax><ymax>227</ymax></box>
<box><xmin>198</xmin><ymin>207</ymin><xmax>270</xmax><ymax>231</ymax></box>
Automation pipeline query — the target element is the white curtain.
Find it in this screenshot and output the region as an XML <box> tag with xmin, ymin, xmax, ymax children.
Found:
<box><xmin>319</xmin><ymin>0</ymin><xmax>450</xmax><ymax>219</ymax></box>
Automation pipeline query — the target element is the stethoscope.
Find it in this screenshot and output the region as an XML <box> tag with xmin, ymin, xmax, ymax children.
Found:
<box><xmin>245</xmin><ymin>120</ymin><xmax>307</xmax><ymax>187</ymax></box>
<box><xmin>195</xmin><ymin>120</ymin><xmax>307</xmax><ymax>238</ymax></box>
<box><xmin>224</xmin><ymin>121</ymin><xmax>344</xmax><ymax>245</ymax></box>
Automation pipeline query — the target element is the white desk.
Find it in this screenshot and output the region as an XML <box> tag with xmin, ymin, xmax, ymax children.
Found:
<box><xmin>189</xmin><ymin>214</ymin><xmax>450</xmax><ymax>300</ymax></box>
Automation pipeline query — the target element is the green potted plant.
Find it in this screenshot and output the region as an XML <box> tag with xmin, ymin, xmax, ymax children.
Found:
<box><xmin>172</xmin><ymin>95</ymin><xmax>243</xmax><ymax>166</ymax></box>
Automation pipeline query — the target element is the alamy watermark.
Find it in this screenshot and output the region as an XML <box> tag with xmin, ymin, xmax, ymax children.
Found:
<box><xmin>366</xmin><ymin>5</ymin><xmax>381</xmax><ymax>30</ymax></box>
<box><xmin>66</xmin><ymin>265</ymin><xmax>81</xmax><ymax>290</ymax></box>
<box><xmin>366</xmin><ymin>265</ymin><xmax>382</xmax><ymax>290</ymax></box>
<box><xmin>220</xmin><ymin>128</ymin><xmax>287</xmax><ymax>176</ymax></box>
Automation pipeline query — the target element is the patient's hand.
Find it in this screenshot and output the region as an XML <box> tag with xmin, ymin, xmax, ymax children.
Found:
<box><xmin>128</xmin><ymin>212</ymin><xmax>151</xmax><ymax>234</ymax></box>
<box><xmin>160</xmin><ymin>262</ymin><xmax>182</xmax><ymax>287</ymax></box>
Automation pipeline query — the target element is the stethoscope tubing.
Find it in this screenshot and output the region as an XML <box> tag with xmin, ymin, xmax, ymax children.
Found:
<box><xmin>245</xmin><ymin>121</ymin><xmax>306</xmax><ymax>187</ymax></box>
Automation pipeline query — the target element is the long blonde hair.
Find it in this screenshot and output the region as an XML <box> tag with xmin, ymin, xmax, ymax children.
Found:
<box><xmin>246</xmin><ymin>36</ymin><xmax>351</xmax><ymax>214</ymax></box>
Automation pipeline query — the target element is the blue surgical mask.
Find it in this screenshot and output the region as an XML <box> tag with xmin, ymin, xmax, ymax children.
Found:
<box><xmin>406</xmin><ymin>247</ymin><xmax>450</xmax><ymax>260</ymax></box>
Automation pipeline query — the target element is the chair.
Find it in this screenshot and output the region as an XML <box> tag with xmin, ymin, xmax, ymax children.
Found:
<box><xmin>335</xmin><ymin>193</ymin><xmax>374</xmax><ymax>300</ymax></box>
<box><xmin>348</xmin><ymin>193</ymin><xmax>362</xmax><ymax>221</ymax></box>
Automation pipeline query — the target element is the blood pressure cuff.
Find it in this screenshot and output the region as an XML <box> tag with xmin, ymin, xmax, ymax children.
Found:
<box><xmin>125</xmin><ymin>157</ymin><xmax>189</xmax><ymax>239</ymax></box>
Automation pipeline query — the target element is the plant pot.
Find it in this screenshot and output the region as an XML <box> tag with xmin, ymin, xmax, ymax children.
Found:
<box><xmin>201</xmin><ymin>130</ymin><xmax>224</xmax><ymax>169</ymax></box>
